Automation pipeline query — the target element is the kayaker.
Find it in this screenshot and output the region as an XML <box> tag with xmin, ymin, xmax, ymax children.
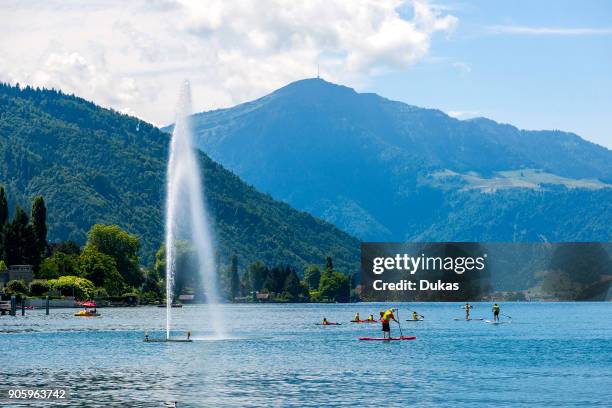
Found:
<box><xmin>323</xmin><ymin>317</ymin><xmax>329</xmax><ymax>325</ymax></box>
<box><xmin>412</xmin><ymin>311</ymin><xmax>419</xmax><ymax>321</ymax></box>
<box><xmin>380</xmin><ymin>308</ymin><xmax>398</xmax><ymax>339</ymax></box>
<box><xmin>463</xmin><ymin>303</ymin><xmax>472</xmax><ymax>320</ymax></box>
<box><xmin>367</xmin><ymin>314</ymin><xmax>375</xmax><ymax>321</ymax></box>
<box><xmin>354</xmin><ymin>312</ymin><xmax>361</xmax><ymax>322</ymax></box>
<box><xmin>492</xmin><ymin>303</ymin><xmax>500</xmax><ymax>322</ymax></box>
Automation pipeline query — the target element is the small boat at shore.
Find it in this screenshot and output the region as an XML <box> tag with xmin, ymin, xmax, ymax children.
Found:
<box><xmin>75</xmin><ymin>301</ymin><xmax>100</xmax><ymax>317</ymax></box>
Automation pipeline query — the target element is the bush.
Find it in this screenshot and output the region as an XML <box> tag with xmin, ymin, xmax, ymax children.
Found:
<box><xmin>29</xmin><ymin>280</ymin><xmax>50</xmax><ymax>296</ymax></box>
<box><xmin>38</xmin><ymin>252</ymin><xmax>79</xmax><ymax>279</ymax></box>
<box><xmin>47</xmin><ymin>276</ymin><xmax>95</xmax><ymax>300</ymax></box>
<box><xmin>95</xmin><ymin>287</ymin><xmax>109</xmax><ymax>299</ymax></box>
<box><xmin>6</xmin><ymin>279</ymin><xmax>28</xmax><ymax>295</ymax></box>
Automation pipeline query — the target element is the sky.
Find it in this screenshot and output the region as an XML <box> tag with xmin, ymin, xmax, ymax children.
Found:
<box><xmin>1</xmin><ymin>0</ymin><xmax>610</xmax><ymax>148</ymax></box>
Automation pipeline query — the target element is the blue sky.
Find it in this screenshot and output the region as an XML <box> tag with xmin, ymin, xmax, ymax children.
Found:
<box><xmin>373</xmin><ymin>0</ymin><xmax>612</xmax><ymax>148</ymax></box>
<box><xmin>1</xmin><ymin>0</ymin><xmax>610</xmax><ymax>148</ymax></box>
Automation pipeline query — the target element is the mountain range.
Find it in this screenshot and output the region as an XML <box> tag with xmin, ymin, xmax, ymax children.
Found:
<box><xmin>168</xmin><ymin>78</ymin><xmax>612</xmax><ymax>242</ymax></box>
<box><xmin>0</xmin><ymin>83</ymin><xmax>359</xmax><ymax>271</ymax></box>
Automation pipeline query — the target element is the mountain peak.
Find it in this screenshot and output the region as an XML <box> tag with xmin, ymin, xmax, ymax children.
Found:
<box><xmin>271</xmin><ymin>77</ymin><xmax>358</xmax><ymax>100</ymax></box>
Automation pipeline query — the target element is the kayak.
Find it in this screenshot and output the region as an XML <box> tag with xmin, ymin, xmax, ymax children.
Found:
<box><xmin>405</xmin><ymin>319</ymin><xmax>423</xmax><ymax>322</ymax></box>
<box><xmin>315</xmin><ymin>323</ymin><xmax>341</xmax><ymax>326</ymax></box>
<box><xmin>454</xmin><ymin>318</ymin><xmax>484</xmax><ymax>321</ymax></box>
<box><xmin>359</xmin><ymin>336</ymin><xmax>416</xmax><ymax>341</ymax></box>
<box><xmin>351</xmin><ymin>320</ymin><xmax>378</xmax><ymax>323</ymax></box>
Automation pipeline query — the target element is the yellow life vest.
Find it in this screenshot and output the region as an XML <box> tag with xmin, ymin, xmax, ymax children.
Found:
<box><xmin>382</xmin><ymin>309</ymin><xmax>394</xmax><ymax>323</ymax></box>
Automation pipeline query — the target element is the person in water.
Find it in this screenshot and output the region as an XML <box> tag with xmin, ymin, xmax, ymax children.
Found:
<box><xmin>354</xmin><ymin>312</ymin><xmax>361</xmax><ymax>322</ymax></box>
<box><xmin>367</xmin><ymin>314</ymin><xmax>375</xmax><ymax>321</ymax></box>
<box><xmin>492</xmin><ymin>303</ymin><xmax>500</xmax><ymax>322</ymax></box>
<box><xmin>412</xmin><ymin>311</ymin><xmax>420</xmax><ymax>321</ymax></box>
<box><xmin>463</xmin><ymin>303</ymin><xmax>472</xmax><ymax>320</ymax></box>
<box><xmin>380</xmin><ymin>308</ymin><xmax>398</xmax><ymax>339</ymax></box>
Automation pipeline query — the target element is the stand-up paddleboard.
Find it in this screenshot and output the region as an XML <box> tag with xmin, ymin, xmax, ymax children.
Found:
<box><xmin>485</xmin><ymin>320</ymin><xmax>506</xmax><ymax>324</ymax></box>
<box><xmin>315</xmin><ymin>323</ymin><xmax>341</xmax><ymax>326</ymax></box>
<box><xmin>454</xmin><ymin>318</ymin><xmax>484</xmax><ymax>321</ymax></box>
<box><xmin>351</xmin><ymin>320</ymin><xmax>378</xmax><ymax>323</ymax></box>
<box><xmin>359</xmin><ymin>336</ymin><xmax>416</xmax><ymax>341</ymax></box>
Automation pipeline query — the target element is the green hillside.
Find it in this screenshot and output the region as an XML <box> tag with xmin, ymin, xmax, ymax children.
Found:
<box><xmin>0</xmin><ymin>83</ymin><xmax>359</xmax><ymax>272</ymax></box>
<box><xmin>174</xmin><ymin>78</ymin><xmax>612</xmax><ymax>242</ymax></box>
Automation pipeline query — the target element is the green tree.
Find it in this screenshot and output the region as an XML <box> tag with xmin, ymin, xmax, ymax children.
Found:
<box><xmin>282</xmin><ymin>268</ymin><xmax>302</xmax><ymax>300</ymax></box>
<box><xmin>85</xmin><ymin>224</ymin><xmax>141</xmax><ymax>287</ymax></box>
<box><xmin>38</xmin><ymin>252</ymin><xmax>79</xmax><ymax>279</ymax></box>
<box><xmin>78</xmin><ymin>246</ymin><xmax>122</xmax><ymax>291</ymax></box>
<box><xmin>49</xmin><ymin>241</ymin><xmax>81</xmax><ymax>256</ymax></box>
<box><xmin>48</xmin><ymin>275</ymin><xmax>95</xmax><ymax>300</ymax></box>
<box><xmin>229</xmin><ymin>255</ymin><xmax>239</xmax><ymax>299</ymax></box>
<box><xmin>318</xmin><ymin>270</ymin><xmax>349</xmax><ymax>302</ymax></box>
<box><xmin>29</xmin><ymin>280</ymin><xmax>50</xmax><ymax>296</ymax></box>
<box><xmin>141</xmin><ymin>265</ymin><xmax>163</xmax><ymax>302</ymax></box>
<box><xmin>3</xmin><ymin>206</ymin><xmax>39</xmax><ymax>266</ymax></box>
<box><xmin>303</xmin><ymin>264</ymin><xmax>321</xmax><ymax>290</ymax></box>
<box><xmin>325</xmin><ymin>256</ymin><xmax>333</xmax><ymax>272</ymax></box>
<box><xmin>0</xmin><ymin>186</ymin><xmax>7</xmax><ymax>227</ymax></box>
<box><xmin>248</xmin><ymin>261</ymin><xmax>269</xmax><ymax>292</ymax></box>
<box><xmin>6</xmin><ymin>279</ymin><xmax>28</xmax><ymax>295</ymax></box>
<box><xmin>31</xmin><ymin>196</ymin><xmax>48</xmax><ymax>256</ymax></box>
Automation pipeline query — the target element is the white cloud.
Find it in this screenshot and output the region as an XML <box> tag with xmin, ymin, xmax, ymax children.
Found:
<box><xmin>0</xmin><ymin>0</ymin><xmax>457</xmax><ymax>125</ymax></box>
<box><xmin>487</xmin><ymin>25</ymin><xmax>612</xmax><ymax>35</ymax></box>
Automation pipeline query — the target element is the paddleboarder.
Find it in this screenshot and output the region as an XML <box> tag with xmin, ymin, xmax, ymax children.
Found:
<box><xmin>380</xmin><ymin>308</ymin><xmax>398</xmax><ymax>339</ymax></box>
<box><xmin>492</xmin><ymin>303</ymin><xmax>500</xmax><ymax>322</ymax></box>
<box><xmin>354</xmin><ymin>312</ymin><xmax>361</xmax><ymax>322</ymax></box>
<box><xmin>367</xmin><ymin>314</ymin><xmax>375</xmax><ymax>322</ymax></box>
<box><xmin>463</xmin><ymin>303</ymin><xmax>473</xmax><ymax>320</ymax></box>
<box><xmin>411</xmin><ymin>311</ymin><xmax>420</xmax><ymax>321</ymax></box>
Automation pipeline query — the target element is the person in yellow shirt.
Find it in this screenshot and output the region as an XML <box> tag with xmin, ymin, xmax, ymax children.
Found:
<box><xmin>367</xmin><ymin>314</ymin><xmax>375</xmax><ymax>321</ymax></box>
<box><xmin>353</xmin><ymin>312</ymin><xmax>361</xmax><ymax>322</ymax></box>
<box><xmin>380</xmin><ymin>308</ymin><xmax>398</xmax><ymax>339</ymax></box>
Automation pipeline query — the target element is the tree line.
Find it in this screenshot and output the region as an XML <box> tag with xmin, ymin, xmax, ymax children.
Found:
<box><xmin>1</xmin><ymin>185</ymin><xmax>352</xmax><ymax>303</ymax></box>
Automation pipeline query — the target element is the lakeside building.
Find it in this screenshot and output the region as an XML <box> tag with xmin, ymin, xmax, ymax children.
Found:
<box><xmin>8</xmin><ymin>265</ymin><xmax>34</xmax><ymax>283</ymax></box>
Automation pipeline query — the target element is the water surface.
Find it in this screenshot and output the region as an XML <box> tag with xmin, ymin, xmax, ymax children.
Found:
<box><xmin>1</xmin><ymin>302</ymin><xmax>610</xmax><ymax>407</ymax></box>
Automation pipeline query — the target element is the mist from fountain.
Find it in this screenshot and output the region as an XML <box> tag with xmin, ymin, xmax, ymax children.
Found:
<box><xmin>165</xmin><ymin>81</ymin><xmax>224</xmax><ymax>339</ymax></box>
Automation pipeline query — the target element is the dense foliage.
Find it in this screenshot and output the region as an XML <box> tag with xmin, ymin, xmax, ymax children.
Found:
<box><xmin>0</xmin><ymin>190</ymin><xmax>47</xmax><ymax>269</ymax></box>
<box><xmin>0</xmin><ymin>83</ymin><xmax>359</xmax><ymax>273</ymax></box>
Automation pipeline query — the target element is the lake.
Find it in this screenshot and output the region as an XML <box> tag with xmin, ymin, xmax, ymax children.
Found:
<box><xmin>1</xmin><ymin>302</ymin><xmax>611</xmax><ymax>407</ymax></box>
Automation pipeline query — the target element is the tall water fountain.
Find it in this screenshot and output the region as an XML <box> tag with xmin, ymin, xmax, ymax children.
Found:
<box><xmin>165</xmin><ymin>81</ymin><xmax>224</xmax><ymax>339</ymax></box>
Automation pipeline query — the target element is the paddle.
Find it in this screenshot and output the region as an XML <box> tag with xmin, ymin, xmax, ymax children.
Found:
<box><xmin>395</xmin><ymin>308</ymin><xmax>404</xmax><ymax>337</ymax></box>
<box><xmin>411</xmin><ymin>311</ymin><xmax>425</xmax><ymax>319</ymax></box>
<box><xmin>502</xmin><ymin>314</ymin><xmax>512</xmax><ymax>320</ymax></box>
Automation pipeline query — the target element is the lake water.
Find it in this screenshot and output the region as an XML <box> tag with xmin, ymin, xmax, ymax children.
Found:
<box><xmin>1</xmin><ymin>302</ymin><xmax>611</xmax><ymax>407</ymax></box>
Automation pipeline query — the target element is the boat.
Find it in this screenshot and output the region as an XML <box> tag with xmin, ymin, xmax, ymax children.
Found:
<box><xmin>74</xmin><ymin>301</ymin><xmax>100</xmax><ymax>317</ymax></box>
